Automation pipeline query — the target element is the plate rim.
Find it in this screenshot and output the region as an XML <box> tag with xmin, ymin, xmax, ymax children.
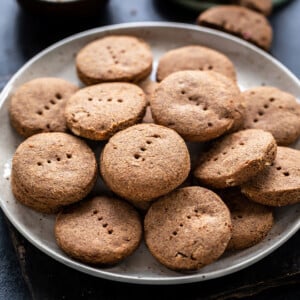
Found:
<box><xmin>0</xmin><ymin>21</ymin><xmax>300</xmax><ymax>285</ymax></box>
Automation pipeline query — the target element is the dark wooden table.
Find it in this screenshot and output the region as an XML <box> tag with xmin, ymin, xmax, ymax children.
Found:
<box><xmin>0</xmin><ymin>0</ymin><xmax>300</xmax><ymax>299</ymax></box>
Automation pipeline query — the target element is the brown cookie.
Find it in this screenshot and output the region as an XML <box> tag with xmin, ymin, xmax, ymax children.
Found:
<box><xmin>65</xmin><ymin>83</ymin><xmax>147</xmax><ymax>140</ymax></box>
<box><xmin>76</xmin><ymin>35</ymin><xmax>153</xmax><ymax>85</ymax></box>
<box><xmin>233</xmin><ymin>0</ymin><xmax>272</xmax><ymax>16</ymax></box>
<box><xmin>156</xmin><ymin>45</ymin><xmax>236</xmax><ymax>82</ymax></box>
<box><xmin>100</xmin><ymin>124</ymin><xmax>190</xmax><ymax>204</ymax></box>
<box><xmin>144</xmin><ymin>186</ymin><xmax>232</xmax><ymax>271</ymax></box>
<box><xmin>10</xmin><ymin>77</ymin><xmax>78</xmax><ymax>137</ymax></box>
<box><xmin>150</xmin><ymin>70</ymin><xmax>244</xmax><ymax>142</ymax></box>
<box><xmin>242</xmin><ymin>86</ymin><xmax>300</xmax><ymax>146</ymax></box>
<box><xmin>242</xmin><ymin>147</ymin><xmax>300</xmax><ymax>206</ymax></box>
<box><xmin>11</xmin><ymin>132</ymin><xmax>97</xmax><ymax>213</ymax></box>
<box><xmin>197</xmin><ymin>5</ymin><xmax>273</xmax><ymax>51</ymax></box>
<box><xmin>138</xmin><ymin>78</ymin><xmax>158</xmax><ymax>104</ymax></box>
<box><xmin>194</xmin><ymin>129</ymin><xmax>277</xmax><ymax>188</ymax></box>
<box><xmin>55</xmin><ymin>196</ymin><xmax>142</xmax><ymax>265</ymax></box>
<box><xmin>218</xmin><ymin>188</ymin><xmax>274</xmax><ymax>250</ymax></box>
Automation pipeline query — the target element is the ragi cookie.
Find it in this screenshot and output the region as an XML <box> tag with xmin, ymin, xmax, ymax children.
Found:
<box><xmin>55</xmin><ymin>196</ymin><xmax>142</xmax><ymax>265</ymax></box>
<box><xmin>144</xmin><ymin>186</ymin><xmax>232</xmax><ymax>271</ymax></box>
<box><xmin>100</xmin><ymin>124</ymin><xmax>190</xmax><ymax>204</ymax></box>
<box><xmin>218</xmin><ymin>188</ymin><xmax>273</xmax><ymax>250</ymax></box>
<box><xmin>11</xmin><ymin>132</ymin><xmax>97</xmax><ymax>213</ymax></box>
<box><xmin>150</xmin><ymin>70</ymin><xmax>244</xmax><ymax>142</ymax></box>
<box><xmin>197</xmin><ymin>5</ymin><xmax>273</xmax><ymax>51</ymax></box>
<box><xmin>242</xmin><ymin>86</ymin><xmax>300</xmax><ymax>146</ymax></box>
<box><xmin>194</xmin><ymin>129</ymin><xmax>277</xmax><ymax>188</ymax></box>
<box><xmin>156</xmin><ymin>45</ymin><xmax>236</xmax><ymax>82</ymax></box>
<box><xmin>65</xmin><ymin>82</ymin><xmax>147</xmax><ymax>140</ymax></box>
<box><xmin>242</xmin><ymin>147</ymin><xmax>300</xmax><ymax>206</ymax></box>
<box><xmin>233</xmin><ymin>0</ymin><xmax>272</xmax><ymax>16</ymax></box>
<box><xmin>76</xmin><ymin>35</ymin><xmax>153</xmax><ymax>85</ymax></box>
<box><xmin>10</xmin><ymin>77</ymin><xmax>78</xmax><ymax>137</ymax></box>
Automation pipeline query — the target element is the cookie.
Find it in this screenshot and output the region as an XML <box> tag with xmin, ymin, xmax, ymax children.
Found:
<box><xmin>138</xmin><ymin>78</ymin><xmax>158</xmax><ymax>104</ymax></box>
<box><xmin>76</xmin><ymin>35</ymin><xmax>153</xmax><ymax>85</ymax></box>
<box><xmin>10</xmin><ymin>77</ymin><xmax>78</xmax><ymax>137</ymax></box>
<box><xmin>100</xmin><ymin>124</ymin><xmax>190</xmax><ymax>204</ymax></box>
<box><xmin>197</xmin><ymin>5</ymin><xmax>273</xmax><ymax>51</ymax></box>
<box><xmin>65</xmin><ymin>83</ymin><xmax>147</xmax><ymax>140</ymax></box>
<box><xmin>218</xmin><ymin>188</ymin><xmax>273</xmax><ymax>250</ymax></box>
<box><xmin>233</xmin><ymin>0</ymin><xmax>272</xmax><ymax>16</ymax></box>
<box><xmin>11</xmin><ymin>132</ymin><xmax>97</xmax><ymax>213</ymax></box>
<box><xmin>242</xmin><ymin>147</ymin><xmax>300</xmax><ymax>206</ymax></box>
<box><xmin>156</xmin><ymin>45</ymin><xmax>236</xmax><ymax>82</ymax></box>
<box><xmin>144</xmin><ymin>186</ymin><xmax>232</xmax><ymax>271</ymax></box>
<box><xmin>150</xmin><ymin>70</ymin><xmax>244</xmax><ymax>142</ymax></box>
<box><xmin>55</xmin><ymin>196</ymin><xmax>142</xmax><ymax>265</ymax></box>
<box><xmin>242</xmin><ymin>86</ymin><xmax>300</xmax><ymax>146</ymax></box>
<box><xmin>194</xmin><ymin>129</ymin><xmax>277</xmax><ymax>188</ymax></box>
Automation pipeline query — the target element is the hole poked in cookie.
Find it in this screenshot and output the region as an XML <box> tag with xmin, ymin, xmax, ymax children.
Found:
<box><xmin>37</xmin><ymin>162</ymin><xmax>42</xmax><ymax>166</ymax></box>
<box><xmin>50</xmin><ymin>99</ymin><xmax>56</xmax><ymax>105</ymax></box>
<box><xmin>134</xmin><ymin>154</ymin><xmax>141</xmax><ymax>159</ymax></box>
<box><xmin>102</xmin><ymin>223</ymin><xmax>108</xmax><ymax>228</ymax></box>
<box><xmin>283</xmin><ymin>171</ymin><xmax>290</xmax><ymax>176</ymax></box>
<box><xmin>269</xmin><ymin>97</ymin><xmax>275</xmax><ymax>102</ymax></box>
<box><xmin>66</xmin><ymin>153</ymin><xmax>72</xmax><ymax>159</ymax></box>
<box><xmin>108</xmin><ymin>229</ymin><xmax>113</xmax><ymax>234</ymax></box>
<box><xmin>55</xmin><ymin>93</ymin><xmax>62</xmax><ymax>100</ymax></box>
<box><xmin>93</xmin><ymin>209</ymin><xmax>98</xmax><ymax>215</ymax></box>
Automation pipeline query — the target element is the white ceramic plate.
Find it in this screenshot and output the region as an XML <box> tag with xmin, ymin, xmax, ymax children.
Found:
<box><xmin>0</xmin><ymin>22</ymin><xmax>300</xmax><ymax>285</ymax></box>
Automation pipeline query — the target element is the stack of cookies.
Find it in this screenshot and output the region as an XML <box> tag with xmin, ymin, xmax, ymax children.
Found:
<box><xmin>9</xmin><ymin>34</ymin><xmax>300</xmax><ymax>272</ymax></box>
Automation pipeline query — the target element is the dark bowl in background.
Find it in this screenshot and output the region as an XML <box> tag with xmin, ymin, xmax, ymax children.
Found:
<box><xmin>17</xmin><ymin>0</ymin><xmax>109</xmax><ymax>17</ymax></box>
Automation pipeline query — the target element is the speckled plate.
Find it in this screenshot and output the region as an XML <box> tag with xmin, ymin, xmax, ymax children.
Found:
<box><xmin>0</xmin><ymin>22</ymin><xmax>299</xmax><ymax>285</ymax></box>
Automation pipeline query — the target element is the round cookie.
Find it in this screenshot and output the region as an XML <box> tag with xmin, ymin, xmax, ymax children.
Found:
<box><xmin>65</xmin><ymin>83</ymin><xmax>147</xmax><ymax>140</ymax></box>
<box><xmin>11</xmin><ymin>132</ymin><xmax>97</xmax><ymax>213</ymax></box>
<box><xmin>76</xmin><ymin>35</ymin><xmax>153</xmax><ymax>85</ymax></box>
<box><xmin>197</xmin><ymin>5</ymin><xmax>273</xmax><ymax>51</ymax></box>
<box><xmin>233</xmin><ymin>0</ymin><xmax>272</xmax><ymax>16</ymax></box>
<box><xmin>194</xmin><ymin>129</ymin><xmax>277</xmax><ymax>188</ymax></box>
<box><xmin>55</xmin><ymin>196</ymin><xmax>142</xmax><ymax>265</ymax></box>
<box><xmin>218</xmin><ymin>188</ymin><xmax>273</xmax><ymax>250</ymax></box>
<box><xmin>242</xmin><ymin>86</ymin><xmax>300</xmax><ymax>146</ymax></box>
<box><xmin>10</xmin><ymin>77</ymin><xmax>78</xmax><ymax>137</ymax></box>
<box><xmin>156</xmin><ymin>45</ymin><xmax>236</xmax><ymax>82</ymax></box>
<box><xmin>150</xmin><ymin>70</ymin><xmax>244</xmax><ymax>142</ymax></box>
<box><xmin>144</xmin><ymin>186</ymin><xmax>232</xmax><ymax>271</ymax></box>
<box><xmin>100</xmin><ymin>124</ymin><xmax>190</xmax><ymax>203</ymax></box>
<box><xmin>242</xmin><ymin>147</ymin><xmax>300</xmax><ymax>206</ymax></box>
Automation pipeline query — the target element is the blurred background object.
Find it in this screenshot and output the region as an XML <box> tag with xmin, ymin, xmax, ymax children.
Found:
<box><xmin>168</xmin><ymin>0</ymin><xmax>290</xmax><ymax>11</ymax></box>
<box><xmin>17</xmin><ymin>0</ymin><xmax>109</xmax><ymax>17</ymax></box>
